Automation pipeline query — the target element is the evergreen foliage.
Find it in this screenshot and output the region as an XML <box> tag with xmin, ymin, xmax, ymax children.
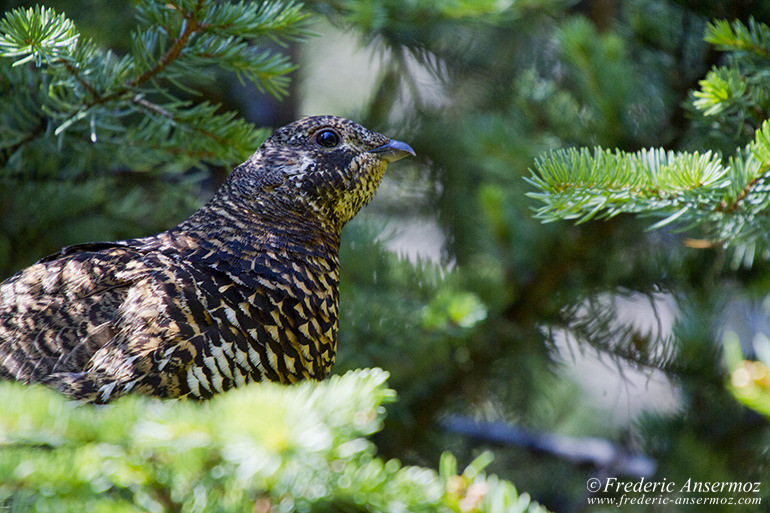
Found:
<box><xmin>527</xmin><ymin>16</ymin><xmax>770</xmax><ymax>423</ymax></box>
<box><xmin>0</xmin><ymin>1</ymin><xmax>309</xmax><ymax>172</ymax></box>
<box><xmin>0</xmin><ymin>0</ymin><xmax>310</xmax><ymax>275</ymax></box>
<box><xmin>324</xmin><ymin>2</ymin><xmax>770</xmax><ymax>510</ymax></box>
<box><xmin>529</xmin><ymin>18</ymin><xmax>770</xmax><ymax>257</ymax></box>
<box><xmin>3</xmin><ymin>1</ymin><xmax>770</xmax><ymax>512</ymax></box>
<box><xmin>0</xmin><ymin>369</ymin><xmax>548</xmax><ymax>513</ymax></box>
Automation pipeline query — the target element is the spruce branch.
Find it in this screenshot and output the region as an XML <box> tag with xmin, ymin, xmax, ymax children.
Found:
<box><xmin>0</xmin><ymin>371</ymin><xmax>549</xmax><ymax>513</ymax></box>
<box><xmin>704</xmin><ymin>18</ymin><xmax>770</xmax><ymax>57</ymax></box>
<box><xmin>129</xmin><ymin>0</ymin><xmax>207</xmax><ymax>89</ymax></box>
<box><xmin>0</xmin><ymin>1</ymin><xmax>311</xmax><ymax>175</ymax></box>
<box><xmin>0</xmin><ymin>6</ymin><xmax>78</xmax><ymax>65</ymax></box>
<box><xmin>553</xmin><ymin>292</ymin><xmax>677</xmax><ymax>374</ymax></box>
<box><xmin>690</xmin><ymin>18</ymin><xmax>770</xmax><ymax>140</ymax></box>
<box><xmin>528</xmin><ymin>120</ymin><xmax>770</xmax><ymax>247</ymax></box>
<box><xmin>518</xmin><ymin>17</ymin><xmax>770</xmax><ymax>257</ymax></box>
<box><xmin>526</xmin><ymin>147</ymin><xmax>730</xmax><ymax>224</ymax></box>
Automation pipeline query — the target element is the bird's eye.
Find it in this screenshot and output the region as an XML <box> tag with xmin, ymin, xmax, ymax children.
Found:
<box><xmin>314</xmin><ymin>129</ymin><xmax>340</xmax><ymax>148</ymax></box>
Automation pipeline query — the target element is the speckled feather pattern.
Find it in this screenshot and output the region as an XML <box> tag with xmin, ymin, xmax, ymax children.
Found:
<box><xmin>0</xmin><ymin>116</ymin><xmax>413</xmax><ymax>403</ymax></box>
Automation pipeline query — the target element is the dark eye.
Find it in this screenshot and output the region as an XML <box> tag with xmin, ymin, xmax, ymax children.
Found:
<box><xmin>315</xmin><ymin>129</ymin><xmax>340</xmax><ymax>148</ymax></box>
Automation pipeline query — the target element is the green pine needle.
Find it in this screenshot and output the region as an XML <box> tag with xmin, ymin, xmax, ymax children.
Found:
<box><xmin>0</xmin><ymin>370</ymin><xmax>549</xmax><ymax>513</ymax></box>
<box><xmin>529</xmin><ymin>121</ymin><xmax>770</xmax><ymax>247</ymax></box>
<box><xmin>0</xmin><ymin>1</ymin><xmax>312</xmax><ymax>175</ymax></box>
<box><xmin>0</xmin><ymin>6</ymin><xmax>78</xmax><ymax>64</ymax></box>
<box><xmin>529</xmin><ymin>14</ymin><xmax>770</xmax><ymax>259</ymax></box>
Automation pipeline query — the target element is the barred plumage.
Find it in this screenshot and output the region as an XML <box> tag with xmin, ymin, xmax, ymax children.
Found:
<box><xmin>0</xmin><ymin>116</ymin><xmax>414</xmax><ymax>403</ymax></box>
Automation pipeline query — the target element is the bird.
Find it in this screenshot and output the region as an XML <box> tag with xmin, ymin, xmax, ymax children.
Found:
<box><xmin>0</xmin><ymin>115</ymin><xmax>415</xmax><ymax>403</ymax></box>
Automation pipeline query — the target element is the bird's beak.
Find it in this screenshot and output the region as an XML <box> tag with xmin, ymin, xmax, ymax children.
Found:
<box><xmin>369</xmin><ymin>139</ymin><xmax>416</xmax><ymax>163</ymax></box>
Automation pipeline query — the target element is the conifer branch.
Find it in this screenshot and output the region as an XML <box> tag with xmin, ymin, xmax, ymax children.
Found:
<box><xmin>529</xmin><ymin>17</ymin><xmax>770</xmax><ymax>258</ymax></box>
<box><xmin>528</xmin><ymin>121</ymin><xmax>770</xmax><ymax>246</ymax></box>
<box><xmin>61</xmin><ymin>59</ymin><xmax>98</xmax><ymax>99</ymax></box>
<box><xmin>716</xmin><ymin>171</ymin><xmax>767</xmax><ymax>214</ymax></box>
<box><xmin>0</xmin><ymin>370</ymin><xmax>549</xmax><ymax>513</ymax></box>
<box><xmin>704</xmin><ymin>18</ymin><xmax>770</xmax><ymax>57</ymax></box>
<box><xmin>129</xmin><ymin>0</ymin><xmax>205</xmax><ymax>89</ymax></box>
<box><xmin>0</xmin><ymin>118</ymin><xmax>45</xmax><ymax>167</ymax></box>
<box><xmin>0</xmin><ymin>1</ymin><xmax>311</xmax><ymax>176</ymax></box>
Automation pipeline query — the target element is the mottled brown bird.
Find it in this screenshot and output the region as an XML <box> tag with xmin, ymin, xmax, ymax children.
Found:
<box><xmin>0</xmin><ymin>116</ymin><xmax>414</xmax><ymax>403</ymax></box>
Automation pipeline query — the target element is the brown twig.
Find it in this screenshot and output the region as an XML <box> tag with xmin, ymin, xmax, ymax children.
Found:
<box><xmin>127</xmin><ymin>0</ymin><xmax>205</xmax><ymax>90</ymax></box>
<box><xmin>0</xmin><ymin>117</ymin><xmax>46</xmax><ymax>167</ymax></box>
<box><xmin>715</xmin><ymin>168</ymin><xmax>769</xmax><ymax>213</ymax></box>
<box><xmin>62</xmin><ymin>59</ymin><xmax>98</xmax><ymax>99</ymax></box>
<box><xmin>5</xmin><ymin>0</ymin><xmax>210</xmax><ymax>162</ymax></box>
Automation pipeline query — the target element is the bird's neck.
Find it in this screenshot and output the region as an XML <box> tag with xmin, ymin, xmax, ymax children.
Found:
<box><xmin>168</xmin><ymin>180</ymin><xmax>342</xmax><ymax>279</ymax></box>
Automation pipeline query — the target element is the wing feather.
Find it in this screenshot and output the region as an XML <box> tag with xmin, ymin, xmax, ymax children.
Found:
<box><xmin>0</xmin><ymin>243</ymin><xmax>212</xmax><ymax>401</ymax></box>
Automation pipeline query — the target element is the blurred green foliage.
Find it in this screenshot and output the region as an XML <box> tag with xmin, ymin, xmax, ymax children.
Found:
<box><xmin>325</xmin><ymin>0</ymin><xmax>770</xmax><ymax>511</ymax></box>
<box><xmin>528</xmin><ymin>15</ymin><xmax>770</xmax><ymax>426</ymax></box>
<box><xmin>529</xmin><ymin>18</ymin><xmax>770</xmax><ymax>257</ymax></box>
<box><xmin>3</xmin><ymin>0</ymin><xmax>770</xmax><ymax>512</ymax></box>
<box><xmin>0</xmin><ymin>369</ymin><xmax>548</xmax><ymax>513</ymax></box>
<box><xmin>725</xmin><ymin>332</ymin><xmax>770</xmax><ymax>419</ymax></box>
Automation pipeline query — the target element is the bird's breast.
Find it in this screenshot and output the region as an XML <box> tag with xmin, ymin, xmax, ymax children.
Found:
<box><xmin>179</xmin><ymin>248</ymin><xmax>341</xmax><ymax>398</ymax></box>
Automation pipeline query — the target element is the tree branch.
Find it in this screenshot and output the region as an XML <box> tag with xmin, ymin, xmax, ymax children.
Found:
<box><xmin>0</xmin><ymin>116</ymin><xmax>46</xmax><ymax>167</ymax></box>
<box><xmin>716</xmin><ymin>166</ymin><xmax>770</xmax><ymax>213</ymax></box>
<box><xmin>441</xmin><ymin>415</ymin><xmax>657</xmax><ymax>478</ymax></box>
<box><xmin>129</xmin><ymin>0</ymin><xmax>205</xmax><ymax>89</ymax></box>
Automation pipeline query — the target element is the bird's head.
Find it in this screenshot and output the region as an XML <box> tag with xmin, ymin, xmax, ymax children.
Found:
<box><xmin>238</xmin><ymin>115</ymin><xmax>415</xmax><ymax>228</ymax></box>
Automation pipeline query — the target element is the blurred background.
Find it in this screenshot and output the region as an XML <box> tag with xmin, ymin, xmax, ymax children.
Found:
<box><xmin>2</xmin><ymin>1</ymin><xmax>770</xmax><ymax>511</ymax></box>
